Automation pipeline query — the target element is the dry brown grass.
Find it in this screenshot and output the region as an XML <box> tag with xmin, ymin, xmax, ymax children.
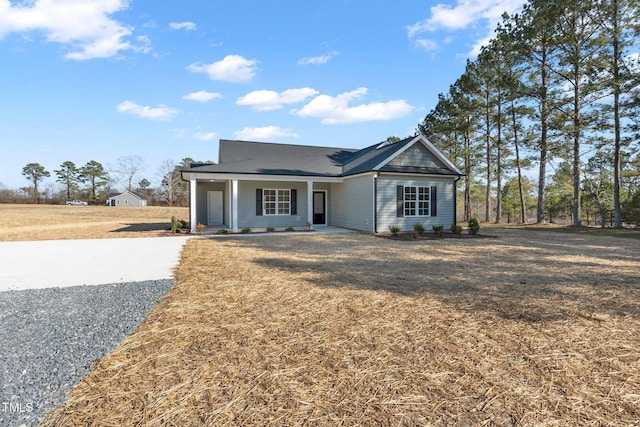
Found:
<box><xmin>42</xmin><ymin>228</ymin><xmax>640</xmax><ymax>426</ymax></box>
<box><xmin>0</xmin><ymin>204</ymin><xmax>189</xmax><ymax>241</ymax></box>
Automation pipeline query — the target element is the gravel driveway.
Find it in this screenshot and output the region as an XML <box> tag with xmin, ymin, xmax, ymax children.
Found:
<box><xmin>0</xmin><ymin>237</ymin><xmax>190</xmax><ymax>426</ymax></box>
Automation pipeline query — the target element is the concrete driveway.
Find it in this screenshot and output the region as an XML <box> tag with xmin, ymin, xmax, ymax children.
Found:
<box><xmin>0</xmin><ymin>236</ymin><xmax>191</xmax><ymax>292</ymax></box>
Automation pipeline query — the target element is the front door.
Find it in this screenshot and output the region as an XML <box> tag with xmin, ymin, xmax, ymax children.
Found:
<box><xmin>207</xmin><ymin>191</ymin><xmax>223</xmax><ymax>225</ymax></box>
<box><xmin>313</xmin><ymin>191</ymin><xmax>326</xmax><ymax>225</ymax></box>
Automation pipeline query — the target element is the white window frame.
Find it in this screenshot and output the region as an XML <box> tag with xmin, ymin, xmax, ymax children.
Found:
<box><xmin>263</xmin><ymin>189</ymin><xmax>291</xmax><ymax>215</ymax></box>
<box><xmin>404</xmin><ymin>186</ymin><xmax>430</xmax><ymax>217</ymax></box>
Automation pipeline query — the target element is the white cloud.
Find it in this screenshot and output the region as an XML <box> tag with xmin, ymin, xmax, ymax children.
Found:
<box><xmin>407</xmin><ymin>0</ymin><xmax>525</xmax><ymax>56</ymax></box>
<box><xmin>169</xmin><ymin>21</ymin><xmax>196</xmax><ymax>31</ymax></box>
<box><xmin>297</xmin><ymin>51</ymin><xmax>339</xmax><ymax>66</ymax></box>
<box><xmin>0</xmin><ymin>0</ymin><xmax>146</xmax><ymax>60</ymax></box>
<box><xmin>234</xmin><ymin>126</ymin><xmax>299</xmax><ymax>141</ymax></box>
<box><xmin>193</xmin><ymin>132</ymin><xmax>216</xmax><ymax>141</ymax></box>
<box><xmin>187</xmin><ymin>54</ymin><xmax>259</xmax><ymax>83</ymax></box>
<box><xmin>412</xmin><ymin>39</ymin><xmax>439</xmax><ymax>52</ymax></box>
<box><xmin>292</xmin><ymin>88</ymin><xmax>414</xmax><ymax>125</ymax></box>
<box><xmin>236</xmin><ymin>88</ymin><xmax>319</xmax><ymax>111</ymax></box>
<box><xmin>183</xmin><ymin>91</ymin><xmax>223</xmax><ymax>102</ymax></box>
<box><xmin>116</xmin><ymin>100</ymin><xmax>178</xmax><ymax>121</ymax></box>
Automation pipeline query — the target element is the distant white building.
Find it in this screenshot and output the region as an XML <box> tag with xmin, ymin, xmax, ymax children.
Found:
<box><xmin>106</xmin><ymin>190</ymin><xmax>148</xmax><ymax>207</ymax></box>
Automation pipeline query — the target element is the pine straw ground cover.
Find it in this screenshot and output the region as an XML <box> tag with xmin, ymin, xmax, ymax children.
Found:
<box><xmin>0</xmin><ymin>204</ymin><xmax>188</xmax><ymax>241</ymax></box>
<box><xmin>44</xmin><ymin>229</ymin><xmax>640</xmax><ymax>426</ymax></box>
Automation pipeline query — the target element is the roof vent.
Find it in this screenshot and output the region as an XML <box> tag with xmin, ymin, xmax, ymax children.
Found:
<box><xmin>376</xmin><ymin>138</ymin><xmax>400</xmax><ymax>149</ymax></box>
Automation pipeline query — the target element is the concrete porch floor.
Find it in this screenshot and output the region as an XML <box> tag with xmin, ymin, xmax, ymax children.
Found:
<box><xmin>195</xmin><ymin>225</ymin><xmax>356</xmax><ymax>236</ymax></box>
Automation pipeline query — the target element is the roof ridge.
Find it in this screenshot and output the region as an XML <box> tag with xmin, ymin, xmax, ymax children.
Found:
<box><xmin>220</xmin><ymin>139</ymin><xmax>358</xmax><ymax>152</ymax></box>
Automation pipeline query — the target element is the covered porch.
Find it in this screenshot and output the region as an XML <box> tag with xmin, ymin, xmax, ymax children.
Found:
<box><xmin>185</xmin><ymin>174</ymin><xmax>341</xmax><ymax>233</ymax></box>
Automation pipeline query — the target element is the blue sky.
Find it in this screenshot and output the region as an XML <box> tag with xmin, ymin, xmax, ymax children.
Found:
<box><xmin>0</xmin><ymin>0</ymin><xmax>525</xmax><ymax>191</ymax></box>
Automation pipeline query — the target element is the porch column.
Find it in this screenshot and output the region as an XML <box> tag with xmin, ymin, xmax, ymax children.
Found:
<box><xmin>190</xmin><ymin>178</ymin><xmax>197</xmax><ymax>233</ymax></box>
<box><xmin>307</xmin><ymin>180</ymin><xmax>313</xmax><ymax>228</ymax></box>
<box><xmin>232</xmin><ymin>179</ymin><xmax>239</xmax><ymax>232</ymax></box>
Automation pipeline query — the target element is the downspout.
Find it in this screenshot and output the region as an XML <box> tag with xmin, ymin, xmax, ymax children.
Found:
<box><xmin>453</xmin><ymin>175</ymin><xmax>461</xmax><ymax>226</ymax></box>
<box><xmin>373</xmin><ymin>172</ymin><xmax>379</xmax><ymax>233</ymax></box>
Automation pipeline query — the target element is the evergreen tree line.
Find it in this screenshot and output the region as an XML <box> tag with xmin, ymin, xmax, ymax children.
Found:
<box><xmin>419</xmin><ymin>0</ymin><xmax>640</xmax><ymax>227</ymax></box>
<box><xmin>6</xmin><ymin>157</ymin><xmax>197</xmax><ymax>206</ymax></box>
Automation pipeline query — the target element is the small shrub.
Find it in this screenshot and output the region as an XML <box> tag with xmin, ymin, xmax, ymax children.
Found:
<box><xmin>413</xmin><ymin>223</ymin><xmax>425</xmax><ymax>236</ymax></box>
<box><xmin>241</xmin><ymin>227</ymin><xmax>251</xmax><ymax>234</ymax></box>
<box><xmin>389</xmin><ymin>224</ymin><xmax>401</xmax><ymax>235</ymax></box>
<box><xmin>216</xmin><ymin>229</ymin><xmax>228</xmax><ymax>234</ymax></box>
<box><xmin>432</xmin><ymin>224</ymin><xmax>444</xmax><ymax>236</ymax></box>
<box><xmin>450</xmin><ymin>224</ymin><xmax>463</xmax><ymax>234</ymax></box>
<box><xmin>468</xmin><ymin>218</ymin><xmax>480</xmax><ymax>235</ymax></box>
<box><xmin>266</xmin><ymin>226</ymin><xmax>275</xmax><ymax>232</ymax></box>
<box><xmin>170</xmin><ymin>216</ymin><xmax>186</xmax><ymax>234</ymax></box>
<box><xmin>285</xmin><ymin>226</ymin><xmax>295</xmax><ymax>232</ymax></box>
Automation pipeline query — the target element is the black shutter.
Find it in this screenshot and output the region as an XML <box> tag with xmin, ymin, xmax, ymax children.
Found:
<box><xmin>291</xmin><ymin>189</ymin><xmax>297</xmax><ymax>215</ymax></box>
<box><xmin>256</xmin><ymin>189</ymin><xmax>263</xmax><ymax>216</ymax></box>
<box><xmin>431</xmin><ymin>186</ymin><xmax>437</xmax><ymax>217</ymax></box>
<box><xmin>397</xmin><ymin>185</ymin><xmax>404</xmax><ymax>217</ymax></box>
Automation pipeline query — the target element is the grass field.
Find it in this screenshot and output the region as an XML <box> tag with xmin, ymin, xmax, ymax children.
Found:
<box><xmin>42</xmin><ymin>228</ymin><xmax>640</xmax><ymax>425</ymax></box>
<box><xmin>0</xmin><ymin>204</ymin><xmax>189</xmax><ymax>241</ymax></box>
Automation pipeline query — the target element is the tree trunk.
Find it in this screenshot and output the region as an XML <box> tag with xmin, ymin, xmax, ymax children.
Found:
<box><xmin>536</xmin><ymin>51</ymin><xmax>548</xmax><ymax>223</ymax></box>
<box><xmin>484</xmin><ymin>90</ymin><xmax>492</xmax><ymax>223</ymax></box>
<box><xmin>572</xmin><ymin>75</ymin><xmax>582</xmax><ymax>227</ymax></box>
<box><xmin>511</xmin><ymin>99</ymin><xmax>527</xmax><ymax>223</ymax></box>
<box><xmin>464</xmin><ymin>128</ymin><xmax>472</xmax><ymax>221</ymax></box>
<box><xmin>495</xmin><ymin>97</ymin><xmax>503</xmax><ymax>224</ymax></box>
<box><xmin>612</xmin><ymin>1</ymin><xmax>622</xmax><ymax>228</ymax></box>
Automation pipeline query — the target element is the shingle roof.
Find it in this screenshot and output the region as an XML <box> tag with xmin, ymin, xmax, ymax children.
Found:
<box><xmin>182</xmin><ymin>137</ymin><xmax>462</xmax><ymax>177</ymax></box>
<box><xmin>341</xmin><ymin>136</ymin><xmax>415</xmax><ymax>176</ymax></box>
<box><xmin>185</xmin><ymin>140</ymin><xmax>358</xmax><ymax>177</ymax></box>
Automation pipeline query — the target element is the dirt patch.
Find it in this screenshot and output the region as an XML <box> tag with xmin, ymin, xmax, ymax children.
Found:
<box><xmin>0</xmin><ymin>204</ymin><xmax>189</xmax><ymax>241</ymax></box>
<box><xmin>43</xmin><ymin>229</ymin><xmax>640</xmax><ymax>425</ymax></box>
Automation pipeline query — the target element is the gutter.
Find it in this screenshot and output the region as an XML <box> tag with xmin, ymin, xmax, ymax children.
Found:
<box><xmin>453</xmin><ymin>175</ymin><xmax>462</xmax><ymax>225</ymax></box>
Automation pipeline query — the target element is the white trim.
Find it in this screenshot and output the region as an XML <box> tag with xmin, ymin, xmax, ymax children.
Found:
<box><xmin>189</xmin><ymin>178</ymin><xmax>197</xmax><ymax>232</ymax></box>
<box><xmin>182</xmin><ymin>172</ymin><xmax>343</xmax><ymax>183</ymax></box>
<box><xmin>262</xmin><ymin>188</ymin><xmax>292</xmax><ymax>215</ymax></box>
<box><xmin>231</xmin><ymin>179</ymin><xmax>238</xmax><ymax>232</ymax></box>
<box><xmin>307</xmin><ymin>180</ymin><xmax>314</xmax><ymax>227</ymax></box>
<box><xmin>371</xmin><ymin>135</ymin><xmax>463</xmax><ymax>175</ymax></box>
<box><xmin>403</xmin><ymin>185</ymin><xmax>431</xmax><ymax>217</ymax></box>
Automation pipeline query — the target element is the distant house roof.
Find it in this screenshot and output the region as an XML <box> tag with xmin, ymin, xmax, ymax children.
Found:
<box><xmin>182</xmin><ymin>136</ymin><xmax>463</xmax><ymax>178</ymax></box>
<box><xmin>107</xmin><ymin>190</ymin><xmax>147</xmax><ymax>200</ymax></box>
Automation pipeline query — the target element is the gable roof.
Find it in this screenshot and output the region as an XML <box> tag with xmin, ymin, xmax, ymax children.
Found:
<box><xmin>107</xmin><ymin>190</ymin><xmax>147</xmax><ymax>200</ymax></box>
<box><xmin>182</xmin><ymin>136</ymin><xmax>463</xmax><ymax>178</ymax></box>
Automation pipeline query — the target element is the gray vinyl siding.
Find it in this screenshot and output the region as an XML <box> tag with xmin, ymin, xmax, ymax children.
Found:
<box><xmin>196</xmin><ymin>182</ymin><xmax>226</xmax><ymax>226</ymax></box>
<box><xmin>330</xmin><ymin>175</ymin><xmax>374</xmax><ymax>232</ymax></box>
<box><xmin>376</xmin><ymin>175</ymin><xmax>455</xmax><ymax>232</ymax></box>
<box><xmin>237</xmin><ymin>181</ymin><xmax>309</xmax><ymax>229</ymax></box>
<box><xmin>107</xmin><ymin>192</ymin><xmax>147</xmax><ymax>207</ymax></box>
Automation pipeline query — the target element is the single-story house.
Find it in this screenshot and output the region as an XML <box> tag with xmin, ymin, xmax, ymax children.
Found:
<box><xmin>180</xmin><ymin>135</ymin><xmax>463</xmax><ymax>233</ymax></box>
<box><xmin>106</xmin><ymin>190</ymin><xmax>148</xmax><ymax>207</ymax></box>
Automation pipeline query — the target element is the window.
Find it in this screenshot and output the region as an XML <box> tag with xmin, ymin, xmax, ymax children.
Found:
<box><xmin>404</xmin><ymin>186</ymin><xmax>430</xmax><ymax>216</ymax></box>
<box><xmin>263</xmin><ymin>189</ymin><xmax>290</xmax><ymax>215</ymax></box>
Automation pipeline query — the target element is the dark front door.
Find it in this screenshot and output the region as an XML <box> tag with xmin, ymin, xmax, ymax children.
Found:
<box><xmin>313</xmin><ymin>191</ymin><xmax>326</xmax><ymax>225</ymax></box>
